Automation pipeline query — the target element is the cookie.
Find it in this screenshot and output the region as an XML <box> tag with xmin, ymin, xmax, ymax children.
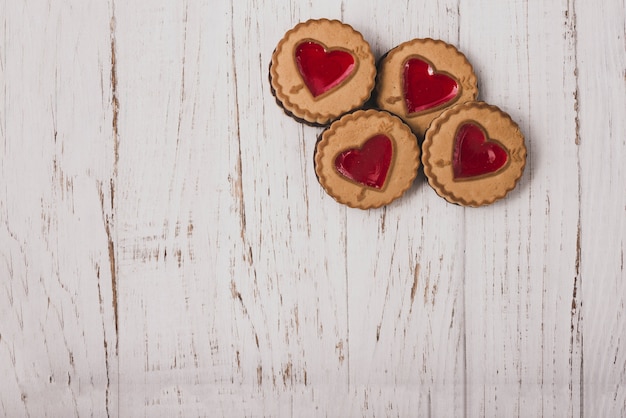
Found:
<box><xmin>270</xmin><ymin>19</ymin><xmax>376</xmax><ymax>125</ymax></box>
<box><xmin>376</xmin><ymin>38</ymin><xmax>478</xmax><ymax>137</ymax></box>
<box><xmin>421</xmin><ymin>101</ymin><xmax>526</xmax><ymax>207</ymax></box>
<box><xmin>315</xmin><ymin>109</ymin><xmax>420</xmax><ymax>209</ymax></box>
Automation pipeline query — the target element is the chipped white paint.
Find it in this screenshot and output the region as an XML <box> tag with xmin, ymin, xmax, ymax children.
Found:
<box><xmin>1</xmin><ymin>0</ymin><xmax>625</xmax><ymax>417</ymax></box>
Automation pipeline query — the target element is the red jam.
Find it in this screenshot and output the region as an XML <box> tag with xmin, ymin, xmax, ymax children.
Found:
<box><xmin>453</xmin><ymin>123</ymin><xmax>508</xmax><ymax>179</ymax></box>
<box><xmin>295</xmin><ymin>41</ymin><xmax>355</xmax><ymax>97</ymax></box>
<box><xmin>334</xmin><ymin>135</ymin><xmax>392</xmax><ymax>189</ymax></box>
<box><xmin>403</xmin><ymin>58</ymin><xmax>459</xmax><ymax>114</ymax></box>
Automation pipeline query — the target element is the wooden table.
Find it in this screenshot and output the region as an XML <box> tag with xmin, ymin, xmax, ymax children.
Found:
<box><xmin>1</xmin><ymin>0</ymin><xmax>625</xmax><ymax>416</ymax></box>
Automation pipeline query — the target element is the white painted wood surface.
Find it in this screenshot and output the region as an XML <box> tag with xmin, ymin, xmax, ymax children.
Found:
<box><xmin>1</xmin><ymin>0</ymin><xmax>624</xmax><ymax>416</ymax></box>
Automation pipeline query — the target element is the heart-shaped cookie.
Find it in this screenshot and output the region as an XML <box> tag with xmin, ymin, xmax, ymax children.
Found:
<box><xmin>453</xmin><ymin>123</ymin><xmax>508</xmax><ymax>179</ymax></box>
<box><xmin>269</xmin><ymin>19</ymin><xmax>376</xmax><ymax>125</ymax></box>
<box><xmin>334</xmin><ymin>134</ymin><xmax>392</xmax><ymax>189</ymax></box>
<box><xmin>376</xmin><ymin>38</ymin><xmax>478</xmax><ymax>137</ymax></box>
<box><xmin>295</xmin><ymin>41</ymin><xmax>355</xmax><ymax>97</ymax></box>
<box><xmin>315</xmin><ymin>110</ymin><xmax>420</xmax><ymax>209</ymax></box>
<box><xmin>422</xmin><ymin>102</ymin><xmax>526</xmax><ymax>207</ymax></box>
<box><xmin>404</xmin><ymin>58</ymin><xmax>459</xmax><ymax>114</ymax></box>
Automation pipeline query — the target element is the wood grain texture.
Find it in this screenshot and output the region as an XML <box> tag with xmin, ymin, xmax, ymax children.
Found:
<box><xmin>577</xmin><ymin>0</ymin><xmax>626</xmax><ymax>415</ymax></box>
<box><xmin>340</xmin><ymin>2</ymin><xmax>466</xmax><ymax>416</ymax></box>
<box><xmin>0</xmin><ymin>0</ymin><xmax>118</xmax><ymax>416</ymax></box>
<box><xmin>1</xmin><ymin>0</ymin><xmax>624</xmax><ymax>417</ymax></box>
<box><xmin>460</xmin><ymin>0</ymin><xmax>582</xmax><ymax>416</ymax></box>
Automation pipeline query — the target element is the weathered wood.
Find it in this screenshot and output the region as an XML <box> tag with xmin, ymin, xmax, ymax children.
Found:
<box><xmin>339</xmin><ymin>2</ymin><xmax>466</xmax><ymax>417</ymax></box>
<box><xmin>1</xmin><ymin>0</ymin><xmax>625</xmax><ymax>416</ymax></box>
<box><xmin>577</xmin><ymin>0</ymin><xmax>626</xmax><ymax>416</ymax></box>
<box><xmin>0</xmin><ymin>0</ymin><xmax>118</xmax><ymax>416</ymax></box>
<box><xmin>460</xmin><ymin>0</ymin><xmax>582</xmax><ymax>416</ymax></box>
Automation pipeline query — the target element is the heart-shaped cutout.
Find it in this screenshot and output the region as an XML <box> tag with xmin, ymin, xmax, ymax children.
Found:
<box><xmin>404</xmin><ymin>58</ymin><xmax>459</xmax><ymax>114</ymax></box>
<box><xmin>453</xmin><ymin>123</ymin><xmax>508</xmax><ymax>179</ymax></box>
<box><xmin>335</xmin><ymin>135</ymin><xmax>393</xmax><ymax>189</ymax></box>
<box><xmin>295</xmin><ymin>41</ymin><xmax>355</xmax><ymax>97</ymax></box>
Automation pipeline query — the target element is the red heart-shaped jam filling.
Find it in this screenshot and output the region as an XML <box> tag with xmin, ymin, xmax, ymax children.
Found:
<box><xmin>335</xmin><ymin>135</ymin><xmax>393</xmax><ymax>189</ymax></box>
<box><xmin>453</xmin><ymin>123</ymin><xmax>508</xmax><ymax>179</ymax></box>
<box><xmin>295</xmin><ymin>41</ymin><xmax>355</xmax><ymax>97</ymax></box>
<box><xmin>403</xmin><ymin>58</ymin><xmax>459</xmax><ymax>114</ymax></box>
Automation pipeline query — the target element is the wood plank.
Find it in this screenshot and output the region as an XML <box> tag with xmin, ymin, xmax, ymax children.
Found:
<box><xmin>0</xmin><ymin>0</ymin><xmax>118</xmax><ymax>416</ymax></box>
<box><xmin>576</xmin><ymin>0</ymin><xmax>626</xmax><ymax>415</ymax></box>
<box><xmin>233</xmin><ymin>0</ymin><xmax>350</xmax><ymax>414</ymax></box>
<box><xmin>110</xmin><ymin>1</ymin><xmax>258</xmax><ymax>415</ymax></box>
<box><xmin>340</xmin><ymin>1</ymin><xmax>466</xmax><ymax>416</ymax></box>
<box><xmin>112</xmin><ymin>0</ymin><xmax>349</xmax><ymax>415</ymax></box>
<box><xmin>460</xmin><ymin>0</ymin><xmax>581</xmax><ymax>416</ymax></box>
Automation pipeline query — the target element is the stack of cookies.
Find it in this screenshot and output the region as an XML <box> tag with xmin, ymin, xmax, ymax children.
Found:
<box><xmin>269</xmin><ymin>19</ymin><xmax>526</xmax><ymax>209</ymax></box>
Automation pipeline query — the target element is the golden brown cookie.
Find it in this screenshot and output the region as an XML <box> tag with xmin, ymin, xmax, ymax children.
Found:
<box><xmin>422</xmin><ymin>101</ymin><xmax>526</xmax><ymax>207</ymax></box>
<box><xmin>270</xmin><ymin>19</ymin><xmax>376</xmax><ymax>125</ymax></box>
<box><xmin>315</xmin><ymin>109</ymin><xmax>420</xmax><ymax>209</ymax></box>
<box><xmin>376</xmin><ymin>38</ymin><xmax>478</xmax><ymax>137</ymax></box>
